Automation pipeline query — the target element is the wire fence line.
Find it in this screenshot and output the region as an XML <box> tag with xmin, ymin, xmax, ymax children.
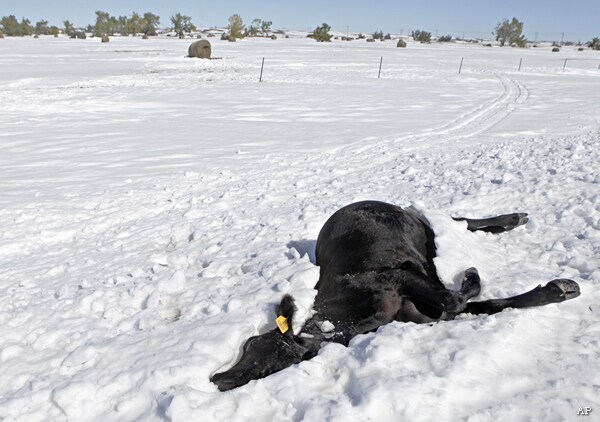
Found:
<box><xmin>256</xmin><ymin>54</ymin><xmax>600</xmax><ymax>81</ymax></box>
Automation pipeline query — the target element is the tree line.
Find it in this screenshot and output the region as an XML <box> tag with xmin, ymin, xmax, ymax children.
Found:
<box><xmin>91</xmin><ymin>11</ymin><xmax>161</xmax><ymax>37</ymax></box>
<box><xmin>0</xmin><ymin>15</ymin><xmax>59</xmax><ymax>36</ymax></box>
<box><xmin>0</xmin><ymin>12</ymin><xmax>160</xmax><ymax>37</ymax></box>
<box><xmin>0</xmin><ymin>11</ymin><xmax>272</xmax><ymax>40</ymax></box>
<box><xmin>1</xmin><ymin>12</ymin><xmax>599</xmax><ymax>50</ymax></box>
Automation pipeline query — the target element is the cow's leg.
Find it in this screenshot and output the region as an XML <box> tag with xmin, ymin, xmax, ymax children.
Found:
<box><xmin>391</xmin><ymin>270</ymin><xmax>473</xmax><ymax>314</ymax></box>
<box><xmin>453</xmin><ymin>213</ymin><xmax>528</xmax><ymax>233</ymax></box>
<box><xmin>344</xmin><ymin>269</ymin><xmax>476</xmax><ymax>335</ymax></box>
<box><xmin>462</xmin><ymin>279</ymin><xmax>580</xmax><ymax>315</ymax></box>
<box><xmin>460</xmin><ymin>267</ymin><xmax>481</xmax><ymax>299</ymax></box>
<box><xmin>396</xmin><ymin>268</ymin><xmax>482</xmax><ymax>323</ymax></box>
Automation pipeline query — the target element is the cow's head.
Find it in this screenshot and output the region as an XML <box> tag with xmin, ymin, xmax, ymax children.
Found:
<box><xmin>210</xmin><ymin>294</ymin><xmax>309</xmax><ymax>391</ymax></box>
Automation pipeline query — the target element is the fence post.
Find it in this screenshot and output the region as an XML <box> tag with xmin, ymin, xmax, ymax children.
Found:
<box><xmin>378</xmin><ymin>57</ymin><xmax>383</xmax><ymax>78</ymax></box>
<box><xmin>259</xmin><ymin>57</ymin><xmax>265</xmax><ymax>82</ymax></box>
<box><xmin>458</xmin><ymin>57</ymin><xmax>464</xmax><ymax>74</ymax></box>
<box><xmin>563</xmin><ymin>58</ymin><xmax>568</xmax><ymax>71</ymax></box>
<box><xmin>518</xmin><ymin>57</ymin><xmax>522</xmax><ymax>71</ymax></box>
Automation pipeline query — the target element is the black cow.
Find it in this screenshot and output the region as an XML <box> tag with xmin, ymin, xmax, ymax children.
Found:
<box><xmin>210</xmin><ymin>201</ymin><xmax>580</xmax><ymax>391</ymax></box>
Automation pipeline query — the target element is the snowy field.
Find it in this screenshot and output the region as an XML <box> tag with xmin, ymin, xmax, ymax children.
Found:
<box><xmin>0</xmin><ymin>35</ymin><xmax>599</xmax><ymax>421</ymax></box>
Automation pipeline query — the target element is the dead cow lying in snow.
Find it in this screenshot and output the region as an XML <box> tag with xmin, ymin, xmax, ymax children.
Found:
<box><xmin>210</xmin><ymin>200</ymin><xmax>581</xmax><ymax>391</ymax></box>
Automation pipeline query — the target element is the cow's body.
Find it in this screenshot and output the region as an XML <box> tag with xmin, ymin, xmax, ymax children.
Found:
<box><xmin>210</xmin><ymin>201</ymin><xmax>580</xmax><ymax>391</ymax></box>
<box><xmin>314</xmin><ymin>201</ymin><xmax>446</xmax><ymax>327</ymax></box>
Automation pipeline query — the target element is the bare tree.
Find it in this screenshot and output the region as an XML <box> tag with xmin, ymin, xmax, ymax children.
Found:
<box><xmin>228</xmin><ymin>14</ymin><xmax>245</xmax><ymax>39</ymax></box>
<box><xmin>142</xmin><ymin>12</ymin><xmax>160</xmax><ymax>36</ymax></box>
<box><xmin>171</xmin><ymin>13</ymin><xmax>195</xmax><ymax>38</ymax></box>
<box><xmin>494</xmin><ymin>17</ymin><xmax>526</xmax><ymax>47</ymax></box>
<box><xmin>313</xmin><ymin>23</ymin><xmax>332</xmax><ymax>42</ymax></box>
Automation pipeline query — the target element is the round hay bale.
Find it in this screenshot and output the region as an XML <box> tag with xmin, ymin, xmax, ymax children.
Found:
<box><xmin>142</xmin><ymin>35</ymin><xmax>149</xmax><ymax>40</ymax></box>
<box><xmin>228</xmin><ymin>37</ymin><xmax>236</xmax><ymax>42</ymax></box>
<box><xmin>367</xmin><ymin>38</ymin><xmax>375</xmax><ymax>43</ymax></box>
<box><xmin>271</xmin><ymin>35</ymin><xmax>277</xmax><ymax>40</ymax></box>
<box><xmin>196</xmin><ymin>34</ymin><xmax>202</xmax><ymax>39</ymax></box>
<box><xmin>397</xmin><ymin>39</ymin><xmax>407</xmax><ymax>48</ymax></box>
<box><xmin>0</xmin><ymin>34</ymin><xmax>5</xmax><ymax>39</ymax></box>
<box><xmin>101</xmin><ymin>35</ymin><xmax>110</xmax><ymax>43</ymax></box>
<box><xmin>578</xmin><ymin>47</ymin><xmax>584</xmax><ymax>51</ymax></box>
<box><xmin>188</xmin><ymin>39</ymin><xmax>212</xmax><ymax>59</ymax></box>
<box><xmin>552</xmin><ymin>46</ymin><xmax>560</xmax><ymax>52</ymax></box>
<box><xmin>34</xmin><ymin>35</ymin><xmax>39</xmax><ymax>39</ymax></box>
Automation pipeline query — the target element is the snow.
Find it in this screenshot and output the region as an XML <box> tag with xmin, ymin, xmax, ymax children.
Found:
<box><xmin>0</xmin><ymin>35</ymin><xmax>599</xmax><ymax>421</ymax></box>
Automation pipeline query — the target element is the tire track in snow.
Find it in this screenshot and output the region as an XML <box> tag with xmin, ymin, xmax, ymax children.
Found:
<box><xmin>336</xmin><ymin>72</ymin><xmax>529</xmax><ymax>157</ymax></box>
<box><xmin>423</xmin><ymin>73</ymin><xmax>529</xmax><ymax>141</ymax></box>
<box><xmin>120</xmin><ymin>74</ymin><xmax>531</xmax><ymax>219</ymax></box>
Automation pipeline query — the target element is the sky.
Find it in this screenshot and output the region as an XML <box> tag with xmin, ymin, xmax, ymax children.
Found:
<box><xmin>1</xmin><ymin>0</ymin><xmax>598</xmax><ymax>42</ymax></box>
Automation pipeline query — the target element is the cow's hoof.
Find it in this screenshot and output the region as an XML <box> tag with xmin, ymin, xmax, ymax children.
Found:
<box><xmin>442</xmin><ymin>291</ymin><xmax>467</xmax><ymax>313</ymax></box>
<box><xmin>544</xmin><ymin>279</ymin><xmax>580</xmax><ymax>301</ymax></box>
<box><xmin>461</xmin><ymin>267</ymin><xmax>481</xmax><ymax>299</ymax></box>
<box><xmin>507</xmin><ymin>213</ymin><xmax>529</xmax><ymax>230</ymax></box>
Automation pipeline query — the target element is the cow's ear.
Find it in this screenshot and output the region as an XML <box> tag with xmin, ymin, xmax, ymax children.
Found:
<box><xmin>275</xmin><ymin>294</ymin><xmax>296</xmax><ymax>334</ymax></box>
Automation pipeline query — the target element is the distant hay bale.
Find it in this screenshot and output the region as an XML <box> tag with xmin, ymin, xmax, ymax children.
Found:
<box><xmin>367</xmin><ymin>38</ymin><xmax>375</xmax><ymax>43</ymax></box>
<box><xmin>101</xmin><ymin>35</ymin><xmax>110</xmax><ymax>43</ymax></box>
<box><xmin>142</xmin><ymin>35</ymin><xmax>149</xmax><ymax>40</ymax></box>
<box><xmin>0</xmin><ymin>33</ymin><xmax>5</xmax><ymax>39</ymax></box>
<box><xmin>552</xmin><ymin>47</ymin><xmax>560</xmax><ymax>52</ymax></box>
<box><xmin>188</xmin><ymin>39</ymin><xmax>211</xmax><ymax>59</ymax></box>
<box><xmin>271</xmin><ymin>35</ymin><xmax>277</xmax><ymax>40</ymax></box>
<box><xmin>578</xmin><ymin>47</ymin><xmax>584</xmax><ymax>51</ymax></box>
<box><xmin>228</xmin><ymin>37</ymin><xmax>236</xmax><ymax>42</ymax></box>
<box><xmin>397</xmin><ymin>39</ymin><xmax>407</xmax><ymax>48</ymax></box>
<box><xmin>34</xmin><ymin>35</ymin><xmax>39</xmax><ymax>39</ymax></box>
<box><xmin>196</xmin><ymin>34</ymin><xmax>202</xmax><ymax>39</ymax></box>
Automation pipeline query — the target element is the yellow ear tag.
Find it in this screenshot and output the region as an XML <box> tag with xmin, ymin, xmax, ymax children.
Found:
<box><xmin>276</xmin><ymin>315</ymin><xmax>289</xmax><ymax>334</ymax></box>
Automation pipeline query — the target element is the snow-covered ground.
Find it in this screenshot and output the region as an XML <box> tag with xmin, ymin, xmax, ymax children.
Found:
<box><xmin>0</xmin><ymin>36</ymin><xmax>599</xmax><ymax>421</ymax></box>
